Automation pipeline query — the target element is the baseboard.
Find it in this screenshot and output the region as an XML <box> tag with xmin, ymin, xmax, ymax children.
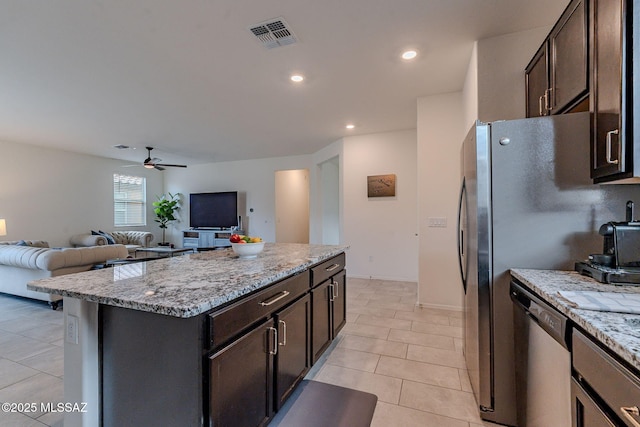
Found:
<box><xmin>415</xmin><ymin>301</ymin><xmax>463</xmax><ymax>312</ymax></box>
<box><xmin>346</xmin><ymin>274</ymin><xmax>418</xmax><ymax>282</ymax></box>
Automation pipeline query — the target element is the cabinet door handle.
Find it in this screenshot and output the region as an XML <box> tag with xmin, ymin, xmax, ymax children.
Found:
<box><xmin>621</xmin><ymin>406</ymin><xmax>640</xmax><ymax>427</ymax></box>
<box><xmin>545</xmin><ymin>88</ymin><xmax>553</xmax><ymax>111</ymax></box>
<box><xmin>331</xmin><ymin>280</ymin><xmax>339</xmax><ymax>299</ymax></box>
<box><xmin>259</xmin><ymin>291</ymin><xmax>290</xmax><ymax>306</ymax></box>
<box><xmin>329</xmin><ymin>283</ymin><xmax>335</xmax><ymax>302</ymax></box>
<box><xmin>268</xmin><ymin>327</ymin><xmax>278</xmax><ymax>355</ymax></box>
<box><xmin>325</xmin><ymin>263</ymin><xmax>340</xmax><ymax>272</ymax></box>
<box><xmin>606</xmin><ymin>129</ymin><xmax>620</xmax><ymax>165</ymax></box>
<box><xmin>278</xmin><ymin>320</ymin><xmax>287</xmax><ymax>346</ymax></box>
<box><xmin>538</xmin><ymin>95</ymin><xmax>544</xmax><ymax>116</ymax></box>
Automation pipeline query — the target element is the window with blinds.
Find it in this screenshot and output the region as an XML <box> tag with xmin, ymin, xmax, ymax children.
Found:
<box><xmin>113</xmin><ymin>174</ymin><xmax>146</xmax><ymax>227</ymax></box>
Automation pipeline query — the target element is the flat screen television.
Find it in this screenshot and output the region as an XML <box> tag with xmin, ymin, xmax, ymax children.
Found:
<box><xmin>189</xmin><ymin>192</ymin><xmax>238</xmax><ymax>229</ymax></box>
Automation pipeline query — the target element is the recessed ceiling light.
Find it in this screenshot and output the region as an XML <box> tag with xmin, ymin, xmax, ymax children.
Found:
<box><xmin>346</xmin><ymin>124</ymin><xmax>355</xmax><ymax>130</ymax></box>
<box><xmin>402</xmin><ymin>50</ymin><xmax>418</xmax><ymax>60</ymax></box>
<box><xmin>290</xmin><ymin>74</ymin><xmax>304</xmax><ymax>82</ymax></box>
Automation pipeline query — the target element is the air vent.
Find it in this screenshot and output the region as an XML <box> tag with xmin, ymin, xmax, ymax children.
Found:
<box><xmin>113</xmin><ymin>144</ymin><xmax>130</xmax><ymax>150</ymax></box>
<box><xmin>249</xmin><ymin>17</ymin><xmax>297</xmax><ymax>49</ymax></box>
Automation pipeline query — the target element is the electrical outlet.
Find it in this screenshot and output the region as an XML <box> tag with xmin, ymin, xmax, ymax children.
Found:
<box><xmin>66</xmin><ymin>314</ymin><xmax>79</xmax><ymax>344</ymax></box>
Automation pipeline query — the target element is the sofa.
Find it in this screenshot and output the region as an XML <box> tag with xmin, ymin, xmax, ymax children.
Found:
<box><xmin>0</xmin><ymin>240</ymin><xmax>128</xmax><ymax>309</ymax></box>
<box><xmin>70</xmin><ymin>230</ymin><xmax>154</xmax><ymax>254</ymax></box>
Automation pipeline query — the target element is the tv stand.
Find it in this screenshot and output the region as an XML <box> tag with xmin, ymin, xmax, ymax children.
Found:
<box><xmin>192</xmin><ymin>227</ymin><xmax>233</xmax><ymax>231</ymax></box>
<box><xmin>183</xmin><ymin>229</ymin><xmax>243</xmax><ymax>250</ymax></box>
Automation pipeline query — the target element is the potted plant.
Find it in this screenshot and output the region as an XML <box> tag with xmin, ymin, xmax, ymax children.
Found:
<box><xmin>153</xmin><ymin>192</ymin><xmax>182</xmax><ymax>246</ymax></box>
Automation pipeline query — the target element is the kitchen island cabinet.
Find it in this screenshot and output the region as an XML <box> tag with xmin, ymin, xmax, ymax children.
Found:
<box><xmin>310</xmin><ymin>253</ymin><xmax>346</xmax><ymax>363</ymax></box>
<box><xmin>28</xmin><ymin>243</ymin><xmax>347</xmax><ymax>427</ymax></box>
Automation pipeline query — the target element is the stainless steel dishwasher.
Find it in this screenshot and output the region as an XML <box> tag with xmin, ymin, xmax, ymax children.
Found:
<box><xmin>510</xmin><ymin>280</ymin><xmax>572</xmax><ymax>427</ymax></box>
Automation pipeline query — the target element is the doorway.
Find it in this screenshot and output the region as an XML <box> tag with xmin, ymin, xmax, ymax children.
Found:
<box><xmin>275</xmin><ymin>169</ymin><xmax>309</xmax><ymax>243</ymax></box>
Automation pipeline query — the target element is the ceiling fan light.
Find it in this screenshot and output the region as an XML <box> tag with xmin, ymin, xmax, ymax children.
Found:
<box><xmin>144</xmin><ymin>164</ymin><xmax>154</xmax><ymax>169</ymax></box>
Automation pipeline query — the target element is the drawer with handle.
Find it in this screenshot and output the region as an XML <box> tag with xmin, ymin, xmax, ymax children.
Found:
<box><xmin>208</xmin><ymin>270</ymin><xmax>309</xmax><ymax>349</ymax></box>
<box><xmin>310</xmin><ymin>253</ymin><xmax>345</xmax><ymax>288</ymax></box>
<box><xmin>573</xmin><ymin>329</ymin><xmax>640</xmax><ymax>426</ymax></box>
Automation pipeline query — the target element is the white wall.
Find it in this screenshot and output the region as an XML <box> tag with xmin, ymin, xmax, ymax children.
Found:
<box><xmin>342</xmin><ymin>129</ymin><xmax>418</xmax><ymax>281</ymax></box>
<box><xmin>310</xmin><ymin>139</ymin><xmax>344</xmax><ymax>245</ymax></box>
<box><xmin>0</xmin><ymin>140</ymin><xmax>163</xmax><ymax>246</ymax></box>
<box><xmin>319</xmin><ymin>157</ymin><xmax>340</xmax><ymax>245</ymax></box>
<box><xmin>416</xmin><ymin>27</ymin><xmax>551</xmax><ymax>310</ymax></box>
<box><xmin>165</xmin><ymin>130</ymin><xmax>418</xmax><ymax>282</ymax></box>
<box><xmin>163</xmin><ymin>155</ymin><xmax>311</xmax><ymax>244</ymax></box>
<box><xmin>477</xmin><ymin>26</ymin><xmax>552</xmax><ymax>122</ymax></box>
<box><xmin>417</xmin><ymin>93</ymin><xmax>465</xmax><ymax>310</ymax></box>
<box><xmin>462</xmin><ymin>42</ymin><xmax>479</xmax><ymax>131</ymax></box>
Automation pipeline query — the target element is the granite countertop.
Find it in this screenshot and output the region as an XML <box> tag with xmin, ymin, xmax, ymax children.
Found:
<box><xmin>28</xmin><ymin>243</ymin><xmax>347</xmax><ymax>318</ymax></box>
<box><xmin>511</xmin><ymin>268</ymin><xmax>640</xmax><ymax>372</ymax></box>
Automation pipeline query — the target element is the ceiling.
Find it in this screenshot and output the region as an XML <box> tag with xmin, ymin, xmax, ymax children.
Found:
<box><xmin>1</xmin><ymin>0</ymin><xmax>568</xmax><ymax>166</ymax></box>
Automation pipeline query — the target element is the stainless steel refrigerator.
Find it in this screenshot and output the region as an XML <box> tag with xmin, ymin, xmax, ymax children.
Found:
<box><xmin>456</xmin><ymin>112</ymin><xmax>639</xmax><ymax>426</ymax></box>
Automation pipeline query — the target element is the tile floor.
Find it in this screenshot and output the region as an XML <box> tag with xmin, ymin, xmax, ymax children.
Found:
<box><xmin>305</xmin><ymin>277</ymin><xmax>492</xmax><ymax>427</ymax></box>
<box><xmin>0</xmin><ymin>278</ymin><xmax>491</xmax><ymax>427</ymax></box>
<box><xmin>0</xmin><ymin>294</ymin><xmax>64</xmax><ymax>426</ymax></box>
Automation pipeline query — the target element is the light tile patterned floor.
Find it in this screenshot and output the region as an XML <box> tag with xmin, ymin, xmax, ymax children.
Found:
<box><xmin>0</xmin><ymin>294</ymin><xmax>64</xmax><ymax>426</ymax></box>
<box><xmin>0</xmin><ymin>278</ymin><xmax>492</xmax><ymax>427</ymax></box>
<box><xmin>306</xmin><ymin>277</ymin><xmax>492</xmax><ymax>427</ymax></box>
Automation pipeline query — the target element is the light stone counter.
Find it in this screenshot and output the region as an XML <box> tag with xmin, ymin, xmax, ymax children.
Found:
<box><xmin>27</xmin><ymin>243</ymin><xmax>348</xmax><ymax>318</ymax></box>
<box><xmin>511</xmin><ymin>268</ymin><xmax>640</xmax><ymax>372</ymax></box>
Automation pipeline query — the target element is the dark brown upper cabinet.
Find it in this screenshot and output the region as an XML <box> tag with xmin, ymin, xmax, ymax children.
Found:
<box><xmin>526</xmin><ymin>0</ymin><xmax>589</xmax><ymax>117</ymax></box>
<box><xmin>590</xmin><ymin>0</ymin><xmax>634</xmax><ymax>182</ymax></box>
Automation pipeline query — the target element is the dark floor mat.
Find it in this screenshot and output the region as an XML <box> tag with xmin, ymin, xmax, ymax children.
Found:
<box><xmin>269</xmin><ymin>380</ymin><xmax>378</xmax><ymax>427</ymax></box>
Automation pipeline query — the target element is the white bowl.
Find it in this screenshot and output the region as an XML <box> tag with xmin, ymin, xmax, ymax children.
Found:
<box><xmin>231</xmin><ymin>242</ymin><xmax>265</xmax><ymax>258</ymax></box>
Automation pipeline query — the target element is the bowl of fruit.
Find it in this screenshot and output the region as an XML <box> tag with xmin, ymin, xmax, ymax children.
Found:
<box><xmin>229</xmin><ymin>234</ymin><xmax>264</xmax><ymax>258</ymax></box>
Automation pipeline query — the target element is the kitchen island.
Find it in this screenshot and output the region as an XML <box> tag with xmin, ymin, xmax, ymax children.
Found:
<box><xmin>28</xmin><ymin>243</ymin><xmax>348</xmax><ymax>427</ymax></box>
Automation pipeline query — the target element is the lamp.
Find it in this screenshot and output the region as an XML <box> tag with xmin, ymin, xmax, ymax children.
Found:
<box><xmin>0</xmin><ymin>219</ymin><xmax>6</xmax><ymax>236</ymax></box>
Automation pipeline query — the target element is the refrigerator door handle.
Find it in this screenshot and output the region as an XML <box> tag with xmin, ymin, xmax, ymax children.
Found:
<box><xmin>457</xmin><ymin>178</ymin><xmax>467</xmax><ymax>293</ymax></box>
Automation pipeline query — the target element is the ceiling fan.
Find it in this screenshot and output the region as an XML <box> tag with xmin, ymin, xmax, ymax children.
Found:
<box><xmin>140</xmin><ymin>146</ymin><xmax>187</xmax><ymax>171</ymax></box>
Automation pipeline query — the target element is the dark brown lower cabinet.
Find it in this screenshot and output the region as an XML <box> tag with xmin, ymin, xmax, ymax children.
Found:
<box><xmin>311</xmin><ymin>270</ymin><xmax>347</xmax><ymax>364</ymax></box>
<box><xmin>332</xmin><ymin>270</ymin><xmax>347</xmax><ymax>337</ymax></box>
<box><xmin>274</xmin><ymin>294</ymin><xmax>311</xmax><ymax>410</ymax></box>
<box><xmin>209</xmin><ymin>318</ymin><xmax>274</xmax><ymax>427</ymax></box>
<box><xmin>571</xmin><ymin>378</ymin><xmax>615</xmax><ymax>426</ymax></box>
<box><xmin>209</xmin><ymin>293</ymin><xmax>312</xmax><ymax>426</ymax></box>
<box><xmin>311</xmin><ymin>280</ymin><xmax>332</xmax><ymax>363</ymax></box>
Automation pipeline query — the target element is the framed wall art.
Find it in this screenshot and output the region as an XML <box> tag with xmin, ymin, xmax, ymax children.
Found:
<box><xmin>367</xmin><ymin>174</ymin><xmax>396</xmax><ymax>197</ymax></box>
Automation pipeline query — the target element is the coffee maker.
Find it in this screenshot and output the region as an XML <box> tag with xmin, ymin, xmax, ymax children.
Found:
<box><xmin>576</xmin><ymin>201</ymin><xmax>640</xmax><ymax>284</ymax></box>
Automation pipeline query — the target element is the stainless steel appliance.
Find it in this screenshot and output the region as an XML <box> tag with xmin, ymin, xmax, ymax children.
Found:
<box><xmin>575</xmin><ymin>203</ymin><xmax>640</xmax><ymax>284</ymax></box>
<box><xmin>457</xmin><ymin>112</ymin><xmax>640</xmax><ymax>425</ymax></box>
<box><xmin>510</xmin><ymin>280</ymin><xmax>571</xmax><ymax>427</ymax></box>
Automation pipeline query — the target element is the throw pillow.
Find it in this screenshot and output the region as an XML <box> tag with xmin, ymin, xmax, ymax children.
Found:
<box><xmin>15</xmin><ymin>240</ymin><xmax>29</xmax><ymax>246</ymax></box>
<box><xmin>98</xmin><ymin>230</ymin><xmax>116</xmax><ymax>245</ymax></box>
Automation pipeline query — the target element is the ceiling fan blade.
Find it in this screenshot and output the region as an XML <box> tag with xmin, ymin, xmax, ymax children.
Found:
<box><xmin>138</xmin><ymin>147</ymin><xmax>185</xmax><ymax>169</ymax></box>
<box><xmin>155</xmin><ymin>163</ymin><xmax>187</xmax><ymax>168</ymax></box>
